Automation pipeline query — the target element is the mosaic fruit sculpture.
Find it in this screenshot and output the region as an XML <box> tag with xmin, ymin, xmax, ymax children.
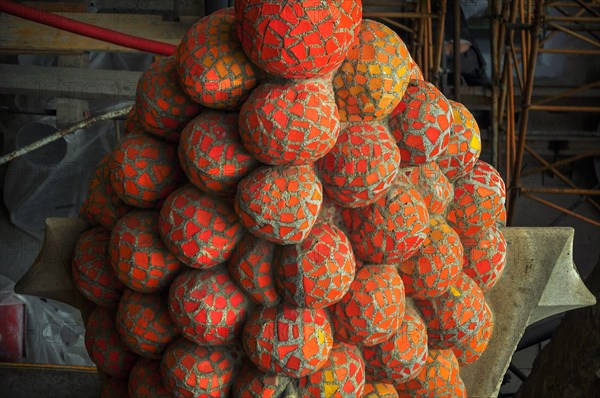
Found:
<box><xmin>75</xmin><ymin>1</ymin><xmax>507</xmax><ymax>394</ymax></box>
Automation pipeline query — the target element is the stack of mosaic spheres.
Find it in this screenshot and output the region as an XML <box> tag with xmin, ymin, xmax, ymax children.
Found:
<box><xmin>74</xmin><ymin>1</ymin><xmax>507</xmax><ymax>397</ymax></box>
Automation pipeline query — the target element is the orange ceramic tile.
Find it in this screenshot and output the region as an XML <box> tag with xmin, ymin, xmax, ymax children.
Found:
<box><xmin>239</xmin><ymin>80</ymin><xmax>340</xmax><ymax>165</ymax></box>
<box><xmin>333</xmin><ymin>19</ymin><xmax>411</xmax><ymax>121</ymax></box>
<box><xmin>136</xmin><ymin>57</ymin><xmax>202</xmax><ymax>142</ymax></box>
<box><xmin>232</xmin><ymin>361</ymin><xmax>296</xmax><ymax>398</ymax></box>
<box><xmin>177</xmin><ymin>8</ymin><xmax>258</xmax><ymax>109</ymax></box>
<box><xmin>462</xmin><ymin>224</ymin><xmax>507</xmax><ymax>292</ymax></box>
<box><xmin>72</xmin><ymin>226</ymin><xmax>124</xmax><ymax>308</ymax></box>
<box><xmin>363</xmin><ymin>382</ymin><xmax>400</xmax><ymax>398</ymax></box>
<box><xmin>179</xmin><ymin>110</ymin><xmax>259</xmax><ymax>195</ymax></box>
<box><xmin>236</xmin><ymin>1</ymin><xmax>361</xmax><ymax>78</ymax></box>
<box><xmin>168</xmin><ymin>266</ymin><xmax>249</xmax><ymax>346</ymax></box>
<box><xmin>398</xmin><ymin>162</ymin><xmax>454</xmax><ymax>216</ymax></box>
<box><xmin>452</xmin><ymin>302</ymin><xmax>494</xmax><ymax>365</ymax></box>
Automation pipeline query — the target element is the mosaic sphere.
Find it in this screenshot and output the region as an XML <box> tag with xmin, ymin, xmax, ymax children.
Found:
<box><xmin>72</xmin><ymin>226</ymin><xmax>124</xmax><ymax>308</ymax></box>
<box><xmin>436</xmin><ymin>100</ymin><xmax>481</xmax><ymax>181</ymax></box>
<box><xmin>331</xmin><ymin>265</ymin><xmax>405</xmax><ymax>346</ymax></box>
<box><xmin>85</xmin><ymin>306</ymin><xmax>137</xmax><ymax>378</ymax></box>
<box><xmin>235</xmin><ymin>165</ymin><xmax>323</xmax><ymax>244</ymax></box>
<box><xmin>236</xmin><ymin>0</ymin><xmax>362</xmax><ymax>79</ymax></box>
<box><xmin>399</xmin><ymin>162</ymin><xmax>454</xmax><ymax>216</ymax></box>
<box><xmin>239</xmin><ymin>80</ymin><xmax>340</xmax><ymax>165</ymax></box>
<box><xmin>389</xmin><ymin>79</ymin><xmax>453</xmax><ymax>166</ymax></box>
<box><xmin>136</xmin><ymin>57</ymin><xmax>201</xmax><ymax>142</ymax></box>
<box><xmin>168</xmin><ymin>266</ymin><xmax>249</xmax><ymax>346</ymax></box>
<box><xmin>364</xmin><ymin>383</ymin><xmax>399</xmax><ymax>398</ymax></box>
<box><xmin>116</xmin><ymin>289</ymin><xmax>179</xmax><ymax>359</ymax></box>
<box><xmin>298</xmin><ymin>342</ymin><xmax>365</xmax><ymax>397</ymax></box>
<box><xmin>110</xmin><ymin>210</ymin><xmax>183</xmax><ymax>293</ymax></box>
<box><xmin>447</xmin><ymin>159</ymin><xmax>507</xmax><ymax>238</ymax></box>
<box><xmin>316</xmin><ymin>122</ymin><xmax>401</xmax><ymax>208</ymax></box>
<box><xmin>109</xmin><ymin>133</ymin><xmax>184</xmax><ymax>208</ymax></box>
<box><xmin>100</xmin><ymin>375</ymin><xmax>129</xmax><ymax>398</ymax></box>
<box><xmin>341</xmin><ymin>183</ymin><xmax>429</xmax><ymax>264</ymax></box>
<box><xmin>179</xmin><ymin>110</ymin><xmax>258</xmax><ymax>195</ymax></box>
<box><xmin>362</xmin><ymin>303</ymin><xmax>428</xmax><ymax>384</ymax></box>
<box><xmin>177</xmin><ymin>8</ymin><xmax>258</xmax><ymax>109</ymax></box>
<box><xmin>232</xmin><ymin>361</ymin><xmax>295</xmax><ymax>398</ymax></box>
<box><xmin>161</xmin><ymin>337</ymin><xmax>242</xmax><ymax>397</ymax></box>
<box><xmin>394</xmin><ymin>349</ymin><xmax>466</xmax><ymax>397</ymax></box>
<box><xmin>275</xmin><ymin>222</ymin><xmax>356</xmax><ymax>309</ymax></box>
<box><xmin>80</xmin><ymin>154</ymin><xmax>130</xmax><ymax>230</ymax></box>
<box><xmin>124</xmin><ymin>104</ymin><xmax>142</xmax><ymax>136</ymax></box>
<box><xmin>417</xmin><ymin>273</ymin><xmax>491</xmax><ymax>349</ymax></box>
<box><xmin>243</xmin><ymin>304</ymin><xmax>333</xmax><ymax>378</ymax></box>
<box><xmin>159</xmin><ymin>184</ymin><xmax>244</xmax><ymax>268</ymax></box>
<box><xmin>228</xmin><ymin>234</ymin><xmax>280</xmax><ymax>307</ymax></box>
<box><xmin>128</xmin><ymin>358</ymin><xmax>170</xmax><ymax>398</ymax></box>
<box><xmin>452</xmin><ymin>302</ymin><xmax>493</xmax><ymax>365</ymax></box>
<box><xmin>407</xmin><ymin>56</ymin><xmax>424</xmax><ymax>81</ymax></box>
<box><xmin>462</xmin><ymin>224</ymin><xmax>507</xmax><ymax>292</ymax></box>
<box><xmin>398</xmin><ymin>217</ymin><xmax>463</xmax><ymax>299</ymax></box>
<box><xmin>333</xmin><ymin>19</ymin><xmax>411</xmax><ymax>121</ymax></box>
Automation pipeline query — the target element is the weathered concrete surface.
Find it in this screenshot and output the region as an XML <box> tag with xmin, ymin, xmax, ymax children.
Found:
<box><xmin>515</xmin><ymin>261</ymin><xmax>600</xmax><ymax>398</ymax></box>
<box><xmin>461</xmin><ymin>227</ymin><xmax>596</xmax><ymax>398</ymax></box>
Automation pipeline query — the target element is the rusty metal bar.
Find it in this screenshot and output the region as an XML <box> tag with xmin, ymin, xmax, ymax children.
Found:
<box><xmin>575</xmin><ymin>0</ymin><xmax>600</xmax><ymax>17</ymax></box>
<box><xmin>525</xmin><ymin>145</ymin><xmax>600</xmax><ymax>212</ymax></box>
<box><xmin>362</xmin><ymin>12</ymin><xmax>436</xmax><ymax>18</ymax></box>
<box><xmin>529</xmin><ymin>104</ymin><xmax>600</xmax><ymax>112</ymax></box>
<box><xmin>432</xmin><ymin>0</ymin><xmax>447</xmax><ymax>87</ymax></box>
<box><xmin>546</xmin><ymin>15</ymin><xmax>600</xmax><ymax>22</ymax></box>
<box><xmin>523</xmin><ymin>193</ymin><xmax>600</xmax><ymax>227</ymax></box>
<box><xmin>379</xmin><ymin>17</ymin><xmax>415</xmax><ymax>33</ymax></box>
<box><xmin>548</xmin><ymin>22</ymin><xmax>600</xmax><ymax>47</ymax></box>
<box><xmin>508</xmin><ymin>0</ymin><xmax>545</xmax><ymax>225</ymax></box>
<box><xmin>532</xmin><ymin>80</ymin><xmax>600</xmax><ymax>106</ymax></box>
<box><xmin>521</xmin><ymin>187</ymin><xmax>600</xmax><ymax>195</ymax></box>
<box><xmin>536</xmin><ymin>48</ymin><xmax>600</xmax><ymax>54</ymax></box>
<box><xmin>522</xmin><ymin>148</ymin><xmax>600</xmax><ymax>176</ymax></box>
<box><xmin>453</xmin><ymin>0</ymin><xmax>461</xmax><ymax>100</ymax></box>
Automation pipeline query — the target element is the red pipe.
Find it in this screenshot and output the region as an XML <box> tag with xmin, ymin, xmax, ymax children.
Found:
<box><xmin>0</xmin><ymin>1</ymin><xmax>177</xmax><ymax>55</ymax></box>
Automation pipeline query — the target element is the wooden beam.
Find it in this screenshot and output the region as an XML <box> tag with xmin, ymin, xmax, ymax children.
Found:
<box><xmin>0</xmin><ymin>64</ymin><xmax>141</xmax><ymax>100</ymax></box>
<box><xmin>0</xmin><ymin>12</ymin><xmax>195</xmax><ymax>54</ymax></box>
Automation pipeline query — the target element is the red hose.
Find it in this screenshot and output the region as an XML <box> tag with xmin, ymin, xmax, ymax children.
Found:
<box><xmin>0</xmin><ymin>1</ymin><xmax>177</xmax><ymax>56</ymax></box>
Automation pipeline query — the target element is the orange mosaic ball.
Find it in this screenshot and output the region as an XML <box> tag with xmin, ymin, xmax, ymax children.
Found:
<box><xmin>100</xmin><ymin>375</ymin><xmax>129</xmax><ymax>398</ymax></box>
<box><xmin>239</xmin><ymin>80</ymin><xmax>340</xmax><ymax>165</ymax></box>
<box><xmin>447</xmin><ymin>160</ymin><xmax>506</xmax><ymax>238</ymax></box>
<box><xmin>128</xmin><ymin>358</ymin><xmax>171</xmax><ymax>398</ymax></box>
<box><xmin>85</xmin><ymin>306</ymin><xmax>137</xmax><ymax>378</ymax></box>
<box><xmin>389</xmin><ymin>79</ymin><xmax>453</xmax><ymax>166</ymax></box>
<box><xmin>333</xmin><ymin>19</ymin><xmax>411</xmax><ymax>121</ymax></box>
<box><xmin>394</xmin><ymin>349</ymin><xmax>466</xmax><ymax>397</ymax></box>
<box><xmin>341</xmin><ymin>183</ymin><xmax>429</xmax><ymax>264</ymax></box>
<box><xmin>232</xmin><ymin>361</ymin><xmax>296</xmax><ymax>398</ymax></box>
<box><xmin>275</xmin><ymin>222</ymin><xmax>356</xmax><ymax>309</ymax></box>
<box><xmin>109</xmin><ymin>133</ymin><xmax>184</xmax><ymax>208</ymax></box>
<box><xmin>331</xmin><ymin>265</ymin><xmax>405</xmax><ymax>346</ymax></box>
<box><xmin>115</xmin><ymin>289</ymin><xmax>179</xmax><ymax>359</ymax></box>
<box><xmin>179</xmin><ymin>111</ymin><xmax>258</xmax><ymax>195</ymax></box>
<box><xmin>109</xmin><ymin>210</ymin><xmax>183</xmax><ymax>293</ymax></box>
<box><xmin>436</xmin><ymin>100</ymin><xmax>481</xmax><ymax>182</ymax></box>
<box><xmin>399</xmin><ymin>162</ymin><xmax>454</xmax><ymax>216</ymax></box>
<box><xmin>228</xmin><ymin>234</ymin><xmax>280</xmax><ymax>307</ymax></box>
<box><xmin>364</xmin><ymin>383</ymin><xmax>400</xmax><ymax>398</ymax></box>
<box><xmin>72</xmin><ymin>226</ymin><xmax>124</xmax><ymax>308</ymax></box>
<box><xmin>242</xmin><ymin>304</ymin><xmax>333</xmax><ymax>378</ymax></box>
<box><xmin>398</xmin><ymin>217</ymin><xmax>464</xmax><ymax>300</ymax></box>
<box><xmin>298</xmin><ymin>342</ymin><xmax>366</xmax><ymax>397</ymax></box>
<box><xmin>235</xmin><ymin>164</ymin><xmax>323</xmax><ymax>244</ymax></box>
<box><xmin>452</xmin><ymin>302</ymin><xmax>493</xmax><ymax>365</ymax></box>
<box><xmin>362</xmin><ymin>303</ymin><xmax>428</xmax><ymax>384</ymax></box>
<box><xmin>159</xmin><ymin>184</ymin><xmax>244</xmax><ymax>268</ymax></box>
<box><xmin>316</xmin><ymin>123</ymin><xmax>401</xmax><ymax>208</ymax></box>
<box><xmin>235</xmin><ymin>0</ymin><xmax>362</xmax><ymax>79</ymax></box>
<box><xmin>136</xmin><ymin>57</ymin><xmax>202</xmax><ymax>142</ymax></box>
<box><xmin>168</xmin><ymin>266</ymin><xmax>249</xmax><ymax>346</ymax></box>
<box><xmin>160</xmin><ymin>337</ymin><xmax>242</xmax><ymax>397</ymax></box>
<box><xmin>462</xmin><ymin>224</ymin><xmax>507</xmax><ymax>292</ymax></box>
<box><xmin>177</xmin><ymin>8</ymin><xmax>258</xmax><ymax>109</ymax></box>
<box><xmin>417</xmin><ymin>273</ymin><xmax>491</xmax><ymax>349</ymax></box>
<box><xmin>80</xmin><ymin>154</ymin><xmax>130</xmax><ymax>230</ymax></box>
<box><xmin>407</xmin><ymin>56</ymin><xmax>424</xmax><ymax>81</ymax></box>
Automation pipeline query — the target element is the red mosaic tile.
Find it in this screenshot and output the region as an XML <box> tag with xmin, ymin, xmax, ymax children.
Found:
<box><xmin>462</xmin><ymin>224</ymin><xmax>507</xmax><ymax>292</ymax></box>
<box><xmin>128</xmin><ymin>358</ymin><xmax>170</xmax><ymax>398</ymax></box>
<box><xmin>399</xmin><ymin>162</ymin><xmax>454</xmax><ymax>216</ymax></box>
